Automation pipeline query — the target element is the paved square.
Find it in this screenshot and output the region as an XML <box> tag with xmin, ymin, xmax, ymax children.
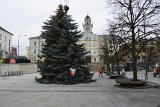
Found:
<box><xmin>0</xmin><ymin>72</ymin><xmax>159</xmax><ymax>107</ymax></box>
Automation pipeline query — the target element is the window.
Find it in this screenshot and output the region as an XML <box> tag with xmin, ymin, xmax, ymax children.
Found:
<box><xmin>94</xmin><ymin>58</ymin><xmax>96</xmax><ymax>62</ymax></box>
<box><xmin>0</xmin><ymin>34</ymin><xmax>2</xmax><ymax>40</ymax></box>
<box><xmin>34</xmin><ymin>57</ymin><xmax>36</xmax><ymax>60</ymax></box>
<box><xmin>34</xmin><ymin>49</ymin><xmax>36</xmax><ymax>53</ymax></box>
<box><xmin>137</xmin><ymin>56</ymin><xmax>141</xmax><ymax>60</ymax></box>
<box><xmin>100</xmin><ymin>57</ymin><xmax>102</xmax><ymax>61</ymax></box>
<box><xmin>85</xmin><ymin>37</ymin><xmax>90</xmax><ymax>40</ymax></box>
<box><xmin>5</xmin><ymin>36</ymin><xmax>6</xmax><ymax>41</ymax></box>
<box><xmin>4</xmin><ymin>45</ymin><xmax>6</xmax><ymax>50</ymax></box>
<box><xmin>0</xmin><ymin>44</ymin><xmax>1</xmax><ymax>49</ymax></box>
<box><xmin>34</xmin><ymin>41</ymin><xmax>36</xmax><ymax>47</ymax></box>
<box><xmin>9</xmin><ymin>39</ymin><xmax>10</xmax><ymax>51</ymax></box>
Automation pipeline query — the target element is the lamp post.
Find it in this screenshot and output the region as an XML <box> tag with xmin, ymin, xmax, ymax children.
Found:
<box><xmin>18</xmin><ymin>35</ymin><xmax>27</xmax><ymax>58</ymax></box>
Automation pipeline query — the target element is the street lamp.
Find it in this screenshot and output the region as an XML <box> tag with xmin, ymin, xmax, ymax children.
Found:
<box><xmin>18</xmin><ymin>35</ymin><xmax>27</xmax><ymax>58</ymax></box>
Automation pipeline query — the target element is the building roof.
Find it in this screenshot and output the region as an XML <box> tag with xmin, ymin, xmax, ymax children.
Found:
<box><xmin>0</xmin><ymin>26</ymin><xmax>13</xmax><ymax>35</ymax></box>
<box><xmin>29</xmin><ymin>36</ymin><xmax>43</xmax><ymax>40</ymax></box>
<box><xmin>85</xmin><ymin>15</ymin><xmax>91</xmax><ymax>19</ymax></box>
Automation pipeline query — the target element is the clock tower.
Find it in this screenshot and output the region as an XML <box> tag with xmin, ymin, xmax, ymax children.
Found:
<box><xmin>82</xmin><ymin>15</ymin><xmax>93</xmax><ymax>33</ymax></box>
<box><xmin>79</xmin><ymin>15</ymin><xmax>101</xmax><ymax>63</ymax></box>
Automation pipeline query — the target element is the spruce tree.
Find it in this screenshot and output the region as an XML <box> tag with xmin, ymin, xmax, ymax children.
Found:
<box><xmin>36</xmin><ymin>4</ymin><xmax>92</xmax><ymax>84</ymax></box>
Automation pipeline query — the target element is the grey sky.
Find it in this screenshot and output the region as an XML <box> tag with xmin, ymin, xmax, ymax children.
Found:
<box><xmin>0</xmin><ymin>0</ymin><xmax>109</xmax><ymax>55</ymax></box>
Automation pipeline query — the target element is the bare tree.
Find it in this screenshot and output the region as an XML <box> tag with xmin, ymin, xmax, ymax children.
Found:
<box><xmin>99</xmin><ymin>35</ymin><xmax>111</xmax><ymax>74</ymax></box>
<box><xmin>107</xmin><ymin>0</ymin><xmax>160</xmax><ymax>80</ymax></box>
<box><xmin>100</xmin><ymin>23</ymin><xmax>130</xmax><ymax>75</ymax></box>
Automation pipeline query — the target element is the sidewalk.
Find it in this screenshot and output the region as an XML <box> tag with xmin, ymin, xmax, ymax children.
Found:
<box><xmin>0</xmin><ymin>72</ymin><xmax>159</xmax><ymax>107</ymax></box>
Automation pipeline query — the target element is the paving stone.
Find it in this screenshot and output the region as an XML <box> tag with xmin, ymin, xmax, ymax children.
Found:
<box><xmin>0</xmin><ymin>72</ymin><xmax>159</xmax><ymax>107</ymax></box>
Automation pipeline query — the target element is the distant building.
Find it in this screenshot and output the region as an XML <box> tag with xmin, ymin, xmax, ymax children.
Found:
<box><xmin>0</xmin><ymin>26</ymin><xmax>13</xmax><ymax>59</ymax></box>
<box><xmin>11</xmin><ymin>47</ymin><xmax>17</xmax><ymax>59</ymax></box>
<box><xmin>26</xmin><ymin>47</ymin><xmax>30</xmax><ymax>60</ymax></box>
<box><xmin>29</xmin><ymin>15</ymin><xmax>102</xmax><ymax>63</ymax></box>
<box><xmin>29</xmin><ymin>36</ymin><xmax>45</xmax><ymax>63</ymax></box>
<box><xmin>78</xmin><ymin>15</ymin><xmax>101</xmax><ymax>63</ymax></box>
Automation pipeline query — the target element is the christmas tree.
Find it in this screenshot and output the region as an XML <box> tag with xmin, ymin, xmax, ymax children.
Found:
<box><xmin>36</xmin><ymin>4</ymin><xmax>92</xmax><ymax>84</ymax></box>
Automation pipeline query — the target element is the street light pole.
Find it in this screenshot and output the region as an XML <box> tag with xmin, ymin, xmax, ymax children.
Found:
<box><xmin>18</xmin><ymin>35</ymin><xmax>27</xmax><ymax>58</ymax></box>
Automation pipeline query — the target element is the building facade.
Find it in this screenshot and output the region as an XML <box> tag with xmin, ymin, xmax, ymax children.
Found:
<box><xmin>29</xmin><ymin>36</ymin><xmax>45</xmax><ymax>63</ymax></box>
<box><xmin>29</xmin><ymin>15</ymin><xmax>101</xmax><ymax>63</ymax></box>
<box><xmin>0</xmin><ymin>26</ymin><xmax>13</xmax><ymax>59</ymax></box>
<box><xmin>78</xmin><ymin>15</ymin><xmax>101</xmax><ymax>63</ymax></box>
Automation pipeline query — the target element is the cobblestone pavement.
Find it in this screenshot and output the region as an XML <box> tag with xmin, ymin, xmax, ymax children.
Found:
<box><xmin>0</xmin><ymin>72</ymin><xmax>159</xmax><ymax>107</ymax></box>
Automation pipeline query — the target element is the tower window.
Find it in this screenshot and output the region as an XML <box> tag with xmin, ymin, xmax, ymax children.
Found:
<box><xmin>34</xmin><ymin>49</ymin><xmax>36</xmax><ymax>53</ymax></box>
<box><xmin>34</xmin><ymin>41</ymin><xmax>36</xmax><ymax>47</ymax></box>
<box><xmin>5</xmin><ymin>36</ymin><xmax>6</xmax><ymax>41</ymax></box>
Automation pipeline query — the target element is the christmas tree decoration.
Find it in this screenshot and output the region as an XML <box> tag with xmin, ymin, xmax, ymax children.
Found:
<box><xmin>36</xmin><ymin>4</ymin><xmax>93</xmax><ymax>84</ymax></box>
<box><xmin>63</xmin><ymin>5</ymin><xmax>69</xmax><ymax>12</ymax></box>
<box><xmin>63</xmin><ymin>0</ymin><xmax>69</xmax><ymax>12</ymax></box>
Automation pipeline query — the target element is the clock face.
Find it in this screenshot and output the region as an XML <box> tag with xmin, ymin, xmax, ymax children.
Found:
<box><xmin>86</xmin><ymin>27</ymin><xmax>89</xmax><ymax>30</ymax></box>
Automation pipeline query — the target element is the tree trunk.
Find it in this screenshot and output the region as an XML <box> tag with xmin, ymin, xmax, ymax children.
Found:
<box><xmin>129</xmin><ymin>0</ymin><xmax>138</xmax><ymax>81</ymax></box>
<box><xmin>117</xmin><ymin>60</ymin><xmax>120</xmax><ymax>75</ymax></box>
<box><xmin>132</xmin><ymin>27</ymin><xmax>138</xmax><ymax>81</ymax></box>
<box><xmin>107</xmin><ymin>62</ymin><xmax>110</xmax><ymax>75</ymax></box>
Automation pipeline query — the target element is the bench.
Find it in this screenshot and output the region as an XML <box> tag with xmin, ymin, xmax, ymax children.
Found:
<box><xmin>4</xmin><ymin>71</ymin><xmax>23</xmax><ymax>76</ymax></box>
<box><xmin>115</xmin><ymin>78</ymin><xmax>147</xmax><ymax>86</ymax></box>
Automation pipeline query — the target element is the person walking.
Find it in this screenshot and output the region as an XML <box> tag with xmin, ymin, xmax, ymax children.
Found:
<box><xmin>99</xmin><ymin>67</ymin><xmax>103</xmax><ymax>78</ymax></box>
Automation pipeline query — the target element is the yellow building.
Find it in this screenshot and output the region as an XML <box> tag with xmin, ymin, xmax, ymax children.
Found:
<box><xmin>78</xmin><ymin>15</ymin><xmax>101</xmax><ymax>63</ymax></box>
<box><xmin>26</xmin><ymin>47</ymin><xmax>30</xmax><ymax>60</ymax></box>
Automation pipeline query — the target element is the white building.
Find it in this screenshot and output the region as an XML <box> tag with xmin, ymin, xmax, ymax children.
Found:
<box><xmin>29</xmin><ymin>15</ymin><xmax>101</xmax><ymax>63</ymax></box>
<box><xmin>29</xmin><ymin>36</ymin><xmax>45</xmax><ymax>63</ymax></box>
<box><xmin>78</xmin><ymin>15</ymin><xmax>101</xmax><ymax>63</ymax></box>
<box><xmin>0</xmin><ymin>26</ymin><xmax>13</xmax><ymax>59</ymax></box>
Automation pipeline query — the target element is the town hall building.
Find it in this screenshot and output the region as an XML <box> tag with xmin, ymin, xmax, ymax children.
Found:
<box><xmin>28</xmin><ymin>15</ymin><xmax>101</xmax><ymax>63</ymax></box>
<box><xmin>78</xmin><ymin>15</ymin><xmax>101</xmax><ymax>63</ymax></box>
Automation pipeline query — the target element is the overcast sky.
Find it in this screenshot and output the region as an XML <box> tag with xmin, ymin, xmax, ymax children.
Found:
<box><xmin>0</xmin><ymin>0</ymin><xmax>110</xmax><ymax>56</ymax></box>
